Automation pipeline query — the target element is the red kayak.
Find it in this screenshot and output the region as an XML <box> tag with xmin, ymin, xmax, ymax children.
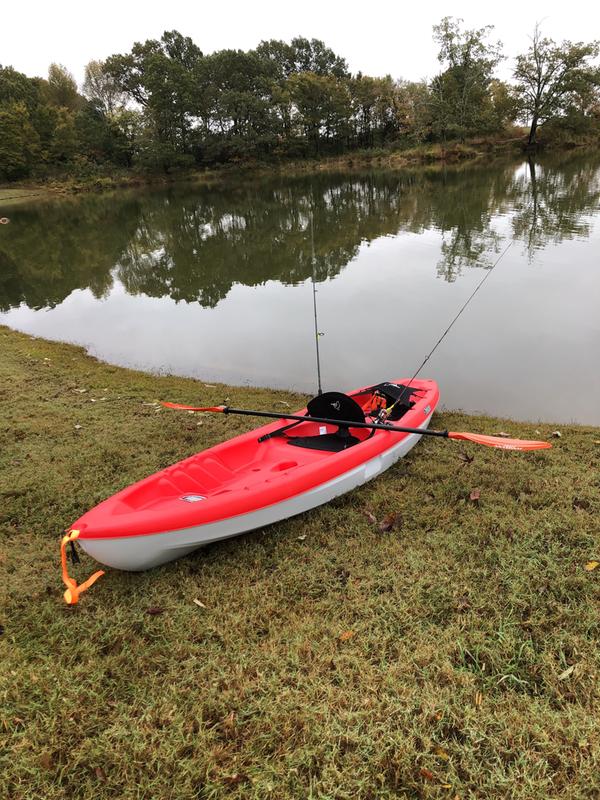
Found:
<box><xmin>68</xmin><ymin>379</ymin><xmax>439</xmax><ymax>572</ymax></box>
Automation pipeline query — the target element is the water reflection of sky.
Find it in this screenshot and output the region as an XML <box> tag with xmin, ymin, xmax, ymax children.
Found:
<box><xmin>3</xmin><ymin>218</ymin><xmax>599</xmax><ymax>425</ymax></box>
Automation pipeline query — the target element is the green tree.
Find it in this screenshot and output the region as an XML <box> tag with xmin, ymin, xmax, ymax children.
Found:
<box><xmin>49</xmin><ymin>106</ymin><xmax>79</xmax><ymax>163</ymax></box>
<box><xmin>105</xmin><ymin>31</ymin><xmax>203</xmax><ymax>167</ymax></box>
<box><xmin>0</xmin><ymin>101</ymin><xmax>41</xmax><ymax>179</ymax></box>
<box><xmin>46</xmin><ymin>63</ymin><xmax>82</xmax><ymax>110</ymax></box>
<box><xmin>489</xmin><ymin>79</ymin><xmax>518</xmax><ymax>130</ymax></box>
<box><xmin>393</xmin><ymin>80</ymin><xmax>433</xmax><ymax>144</ymax></box>
<box><xmin>256</xmin><ymin>37</ymin><xmax>348</xmax><ymax>80</ymax></box>
<box><xmin>288</xmin><ymin>72</ymin><xmax>352</xmax><ymax>154</ymax></box>
<box><xmin>430</xmin><ymin>17</ymin><xmax>504</xmax><ymax>140</ymax></box>
<box><xmin>350</xmin><ymin>74</ymin><xmax>397</xmax><ymax>147</ymax></box>
<box><xmin>200</xmin><ymin>49</ymin><xmax>278</xmax><ymax>161</ymax></box>
<box><xmin>513</xmin><ymin>25</ymin><xmax>600</xmax><ymax>146</ymax></box>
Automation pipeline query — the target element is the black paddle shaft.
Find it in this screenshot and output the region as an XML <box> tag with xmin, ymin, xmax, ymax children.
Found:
<box><xmin>221</xmin><ymin>406</ymin><xmax>448</xmax><ymax>438</ymax></box>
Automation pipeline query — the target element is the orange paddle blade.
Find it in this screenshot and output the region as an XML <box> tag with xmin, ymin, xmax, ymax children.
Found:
<box><xmin>448</xmin><ymin>431</ymin><xmax>552</xmax><ymax>450</ymax></box>
<box><xmin>161</xmin><ymin>402</ymin><xmax>225</xmax><ymax>412</ymax></box>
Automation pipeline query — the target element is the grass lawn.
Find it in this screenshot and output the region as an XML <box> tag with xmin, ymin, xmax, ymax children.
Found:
<box><xmin>1</xmin><ymin>325</ymin><xmax>599</xmax><ymax>799</ymax></box>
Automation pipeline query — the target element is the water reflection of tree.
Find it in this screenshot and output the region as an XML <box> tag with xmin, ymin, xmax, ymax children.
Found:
<box><xmin>0</xmin><ymin>195</ymin><xmax>141</xmax><ymax>311</ymax></box>
<box><xmin>510</xmin><ymin>154</ymin><xmax>600</xmax><ymax>260</ymax></box>
<box><xmin>2</xmin><ymin>154</ymin><xmax>600</xmax><ymax>313</ymax></box>
<box><xmin>116</xmin><ymin>175</ymin><xmax>408</xmax><ymax>306</ymax></box>
<box><xmin>432</xmin><ymin>172</ymin><xmax>507</xmax><ymax>281</ymax></box>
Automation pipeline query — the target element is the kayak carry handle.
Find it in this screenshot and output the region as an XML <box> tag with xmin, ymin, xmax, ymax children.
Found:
<box><xmin>60</xmin><ymin>530</ymin><xmax>105</xmax><ymax>605</ymax></box>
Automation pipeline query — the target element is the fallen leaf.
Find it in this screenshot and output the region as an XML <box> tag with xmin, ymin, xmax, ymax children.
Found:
<box><xmin>338</xmin><ymin>630</ymin><xmax>355</xmax><ymax>642</ymax></box>
<box><xmin>584</xmin><ymin>561</ymin><xmax>599</xmax><ymax>572</ymax></box>
<box><xmin>558</xmin><ymin>664</ymin><xmax>575</xmax><ymax>680</ymax></box>
<box><xmin>146</xmin><ymin>607</ymin><xmax>165</xmax><ymax>616</ymax></box>
<box><xmin>39</xmin><ymin>752</ymin><xmax>53</xmax><ymax>770</ymax></box>
<box><xmin>457</xmin><ymin>452</ymin><xmax>474</xmax><ymax>465</ymax></box>
<box><xmin>455</xmin><ymin>593</ymin><xmax>471</xmax><ymax>613</ymax></box>
<box><xmin>379</xmin><ymin>512</ymin><xmax>401</xmax><ymax>532</ymax></box>
<box><xmin>362</xmin><ymin>509</ymin><xmax>377</xmax><ymax>525</ymax></box>
<box><xmin>222</xmin><ymin>711</ymin><xmax>236</xmax><ymax>729</ymax></box>
<box><xmin>494</xmin><ymin>431</ymin><xmax>511</xmax><ymax>438</ymax></box>
<box><xmin>573</xmin><ymin>497</ymin><xmax>591</xmax><ymax>511</ymax></box>
<box><xmin>95</xmin><ymin>766</ymin><xmax>107</xmax><ymax>782</ymax></box>
<box><xmin>433</xmin><ymin>746</ymin><xmax>450</xmax><ymax>761</ymax></box>
<box><xmin>469</xmin><ymin>488</ymin><xmax>481</xmax><ymax>503</ymax></box>
<box><xmin>193</xmin><ymin>599</ymin><xmax>207</xmax><ymax>608</ymax></box>
<box><xmin>420</xmin><ymin>767</ymin><xmax>436</xmax><ymax>782</ymax></box>
<box><xmin>474</xmin><ymin>691</ymin><xmax>483</xmax><ymax>707</ymax></box>
<box><xmin>223</xmin><ymin>773</ymin><xmax>247</xmax><ymax>785</ymax></box>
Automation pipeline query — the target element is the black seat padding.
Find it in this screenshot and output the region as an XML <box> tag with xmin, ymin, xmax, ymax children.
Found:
<box><xmin>287</xmin><ymin>432</ymin><xmax>360</xmax><ymax>452</ymax></box>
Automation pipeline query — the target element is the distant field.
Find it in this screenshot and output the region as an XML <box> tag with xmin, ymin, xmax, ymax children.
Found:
<box><xmin>1</xmin><ymin>326</ymin><xmax>599</xmax><ymax>799</ymax></box>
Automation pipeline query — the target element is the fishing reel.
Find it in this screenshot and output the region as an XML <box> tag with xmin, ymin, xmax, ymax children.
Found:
<box><xmin>367</xmin><ymin>390</ymin><xmax>391</xmax><ymax>424</ymax></box>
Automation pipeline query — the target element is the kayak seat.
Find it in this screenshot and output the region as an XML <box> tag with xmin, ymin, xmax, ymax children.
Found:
<box><xmin>285</xmin><ymin>391</ymin><xmax>365</xmax><ymax>452</ymax></box>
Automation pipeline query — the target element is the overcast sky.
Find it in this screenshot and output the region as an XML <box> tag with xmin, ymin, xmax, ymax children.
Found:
<box><xmin>3</xmin><ymin>0</ymin><xmax>599</xmax><ymax>86</ymax></box>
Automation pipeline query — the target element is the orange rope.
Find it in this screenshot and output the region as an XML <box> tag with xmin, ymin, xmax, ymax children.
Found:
<box><xmin>60</xmin><ymin>530</ymin><xmax>104</xmax><ymax>605</ymax></box>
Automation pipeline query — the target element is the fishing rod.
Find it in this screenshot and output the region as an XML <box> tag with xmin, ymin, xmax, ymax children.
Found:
<box><xmin>384</xmin><ymin>239</ymin><xmax>515</xmax><ymax>419</ymax></box>
<box><xmin>310</xmin><ymin>212</ymin><xmax>324</xmax><ymax>396</ymax></box>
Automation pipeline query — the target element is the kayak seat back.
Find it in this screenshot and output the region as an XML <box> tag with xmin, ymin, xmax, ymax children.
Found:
<box><xmin>306</xmin><ymin>391</ymin><xmax>365</xmax><ymax>425</ymax></box>
<box><xmin>287</xmin><ymin>391</ymin><xmax>365</xmax><ymax>452</ymax></box>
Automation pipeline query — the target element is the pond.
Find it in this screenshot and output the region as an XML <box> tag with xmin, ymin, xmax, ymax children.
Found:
<box><xmin>1</xmin><ymin>152</ymin><xmax>599</xmax><ymax>425</ymax></box>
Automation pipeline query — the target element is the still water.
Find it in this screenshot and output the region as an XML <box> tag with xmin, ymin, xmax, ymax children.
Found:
<box><xmin>1</xmin><ymin>153</ymin><xmax>599</xmax><ymax>424</ymax></box>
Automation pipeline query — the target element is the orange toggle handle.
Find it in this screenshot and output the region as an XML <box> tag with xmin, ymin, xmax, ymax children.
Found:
<box><xmin>61</xmin><ymin>530</ymin><xmax>105</xmax><ymax>605</ymax></box>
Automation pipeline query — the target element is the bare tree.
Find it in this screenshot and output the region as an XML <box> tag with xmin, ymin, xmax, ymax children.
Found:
<box><xmin>83</xmin><ymin>60</ymin><xmax>126</xmax><ymax>115</ymax></box>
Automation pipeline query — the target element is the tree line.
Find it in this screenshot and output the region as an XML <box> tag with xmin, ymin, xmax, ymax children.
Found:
<box><xmin>1</xmin><ymin>19</ymin><xmax>599</xmax><ymax>181</ymax></box>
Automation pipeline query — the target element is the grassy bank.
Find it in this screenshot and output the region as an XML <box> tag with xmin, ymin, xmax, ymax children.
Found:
<box><xmin>0</xmin><ymin>135</ymin><xmax>527</xmax><ymax>205</ymax></box>
<box><xmin>1</xmin><ymin>326</ymin><xmax>599</xmax><ymax>799</ymax></box>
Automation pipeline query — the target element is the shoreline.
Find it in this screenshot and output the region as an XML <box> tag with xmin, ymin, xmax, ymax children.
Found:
<box><xmin>0</xmin><ymin>135</ymin><xmax>530</xmax><ymax>206</ymax></box>
<box><xmin>2</xmin><ymin>324</ymin><xmax>596</xmax><ymax>432</ymax></box>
